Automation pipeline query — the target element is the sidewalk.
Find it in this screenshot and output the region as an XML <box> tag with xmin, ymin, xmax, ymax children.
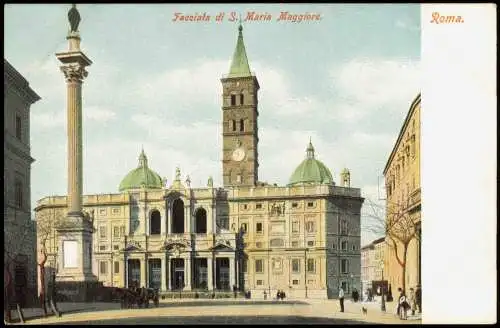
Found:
<box><xmin>10</xmin><ymin>299</ymin><xmax>422</xmax><ymax>325</ymax></box>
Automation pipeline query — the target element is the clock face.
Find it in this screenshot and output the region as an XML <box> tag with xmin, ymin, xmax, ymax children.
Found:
<box><xmin>232</xmin><ymin>148</ymin><xmax>246</xmax><ymax>162</ymax></box>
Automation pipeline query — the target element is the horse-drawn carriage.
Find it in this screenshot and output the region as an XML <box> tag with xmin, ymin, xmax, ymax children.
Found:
<box><xmin>112</xmin><ymin>281</ymin><xmax>159</xmax><ymax>309</ymax></box>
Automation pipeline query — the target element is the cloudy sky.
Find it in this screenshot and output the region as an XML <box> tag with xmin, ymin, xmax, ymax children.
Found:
<box><xmin>5</xmin><ymin>4</ymin><xmax>420</xmax><ymax>245</ymax></box>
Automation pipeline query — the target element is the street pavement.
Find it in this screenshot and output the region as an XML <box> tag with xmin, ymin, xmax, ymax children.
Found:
<box><xmin>9</xmin><ymin>298</ymin><xmax>422</xmax><ymax>325</ymax></box>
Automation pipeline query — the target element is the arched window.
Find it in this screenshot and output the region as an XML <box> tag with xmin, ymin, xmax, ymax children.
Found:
<box><xmin>150</xmin><ymin>210</ymin><xmax>161</xmax><ymax>235</ymax></box>
<box><xmin>172</xmin><ymin>199</ymin><xmax>185</xmax><ymax>233</ymax></box>
<box><xmin>240</xmin><ymin>94</ymin><xmax>244</xmax><ymax>105</ymax></box>
<box><xmin>230</xmin><ymin>95</ymin><xmax>236</xmax><ymax>106</ymax></box>
<box><xmin>239</xmin><ymin>119</ymin><xmax>244</xmax><ymax>132</ymax></box>
<box><xmin>195</xmin><ymin>208</ymin><xmax>207</xmax><ymax>234</ymax></box>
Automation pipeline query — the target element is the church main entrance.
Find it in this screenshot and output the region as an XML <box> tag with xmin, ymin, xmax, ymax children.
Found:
<box><xmin>127</xmin><ymin>259</ymin><xmax>140</xmax><ymax>288</ymax></box>
<box><xmin>171</xmin><ymin>258</ymin><xmax>185</xmax><ymax>290</ymax></box>
<box><xmin>216</xmin><ymin>258</ymin><xmax>230</xmax><ymax>290</ymax></box>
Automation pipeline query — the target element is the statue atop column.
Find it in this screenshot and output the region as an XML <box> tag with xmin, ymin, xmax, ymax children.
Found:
<box><xmin>68</xmin><ymin>4</ymin><xmax>81</xmax><ymax>33</ymax></box>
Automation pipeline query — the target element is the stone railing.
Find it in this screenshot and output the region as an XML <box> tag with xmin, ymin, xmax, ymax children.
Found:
<box><xmin>243</xmin><ymin>239</ymin><xmax>326</xmax><ymax>250</ymax></box>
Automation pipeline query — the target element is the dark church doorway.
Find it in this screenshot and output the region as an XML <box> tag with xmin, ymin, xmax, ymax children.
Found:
<box><xmin>171</xmin><ymin>258</ymin><xmax>185</xmax><ymax>290</ymax></box>
<box><xmin>127</xmin><ymin>259</ymin><xmax>141</xmax><ymax>288</ymax></box>
<box><xmin>216</xmin><ymin>258</ymin><xmax>230</xmax><ymax>290</ymax></box>
<box><xmin>172</xmin><ymin>199</ymin><xmax>185</xmax><ymax>233</ymax></box>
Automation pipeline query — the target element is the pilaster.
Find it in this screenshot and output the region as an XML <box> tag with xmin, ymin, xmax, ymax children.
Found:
<box><xmin>161</xmin><ymin>256</ymin><xmax>167</xmax><ymax>291</ymax></box>
<box><xmin>184</xmin><ymin>256</ymin><xmax>192</xmax><ymax>290</ymax></box>
<box><xmin>229</xmin><ymin>257</ymin><xmax>235</xmax><ymax>289</ymax></box>
<box><xmin>167</xmin><ymin>258</ymin><xmax>172</xmax><ymax>290</ymax></box>
<box><xmin>207</xmin><ymin>256</ymin><xmax>214</xmax><ymax>291</ymax></box>
<box><xmin>140</xmin><ymin>257</ymin><xmax>147</xmax><ymax>288</ymax></box>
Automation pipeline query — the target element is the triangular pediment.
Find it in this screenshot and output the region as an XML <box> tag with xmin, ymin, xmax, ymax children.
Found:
<box><xmin>210</xmin><ymin>243</ymin><xmax>235</xmax><ymax>251</ymax></box>
<box><xmin>123</xmin><ymin>241</ymin><xmax>144</xmax><ymax>252</ymax></box>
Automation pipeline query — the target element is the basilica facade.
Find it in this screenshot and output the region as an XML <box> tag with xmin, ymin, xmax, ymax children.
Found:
<box><xmin>35</xmin><ymin>24</ymin><xmax>364</xmax><ymax>299</ymax></box>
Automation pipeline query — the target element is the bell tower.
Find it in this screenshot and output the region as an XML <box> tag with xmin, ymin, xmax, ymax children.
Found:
<box><xmin>221</xmin><ymin>23</ymin><xmax>260</xmax><ymax>187</ymax></box>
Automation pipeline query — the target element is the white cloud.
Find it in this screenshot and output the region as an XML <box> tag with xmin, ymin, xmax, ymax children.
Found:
<box><xmin>133</xmin><ymin>59</ymin><xmax>229</xmax><ymax>113</ymax></box>
<box><xmin>31</xmin><ymin>111</ymin><xmax>65</xmax><ymax>129</ymax></box>
<box><xmin>84</xmin><ymin>106</ymin><xmax>116</xmax><ymax>122</ymax></box>
<box><xmin>330</xmin><ymin>58</ymin><xmax>421</xmax><ymax>121</ymax></box>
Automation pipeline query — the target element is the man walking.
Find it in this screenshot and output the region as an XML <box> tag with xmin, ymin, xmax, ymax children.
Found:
<box><xmin>338</xmin><ymin>286</ymin><xmax>345</xmax><ymax>312</ymax></box>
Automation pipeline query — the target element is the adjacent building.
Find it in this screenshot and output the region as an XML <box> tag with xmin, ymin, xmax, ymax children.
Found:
<box><xmin>360</xmin><ymin>237</ymin><xmax>386</xmax><ymax>293</ymax></box>
<box><xmin>383</xmin><ymin>93</ymin><xmax>421</xmax><ymax>292</ymax></box>
<box><xmin>4</xmin><ymin>59</ymin><xmax>41</xmax><ymax>303</ymax></box>
<box><xmin>35</xmin><ymin>25</ymin><xmax>364</xmax><ymax>299</ymax></box>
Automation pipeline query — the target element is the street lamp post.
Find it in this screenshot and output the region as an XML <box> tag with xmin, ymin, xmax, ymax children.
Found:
<box><xmin>380</xmin><ymin>262</ymin><xmax>386</xmax><ymax>312</ymax></box>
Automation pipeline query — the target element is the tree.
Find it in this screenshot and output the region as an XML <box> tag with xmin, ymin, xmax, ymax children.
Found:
<box><xmin>4</xmin><ymin>208</ymin><xmax>36</xmax><ymax>323</ymax></box>
<box><xmin>362</xmin><ymin>197</ymin><xmax>420</xmax><ymax>292</ymax></box>
<box><xmin>36</xmin><ymin>210</ymin><xmax>65</xmax><ymax>317</ymax></box>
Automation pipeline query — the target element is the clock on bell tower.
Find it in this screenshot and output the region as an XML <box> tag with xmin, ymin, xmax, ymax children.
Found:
<box><xmin>221</xmin><ymin>23</ymin><xmax>260</xmax><ymax>187</ymax></box>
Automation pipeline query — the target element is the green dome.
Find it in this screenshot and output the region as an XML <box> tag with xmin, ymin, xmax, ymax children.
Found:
<box><xmin>119</xmin><ymin>149</ymin><xmax>163</xmax><ymax>192</ymax></box>
<box><xmin>288</xmin><ymin>140</ymin><xmax>334</xmax><ymax>186</ymax></box>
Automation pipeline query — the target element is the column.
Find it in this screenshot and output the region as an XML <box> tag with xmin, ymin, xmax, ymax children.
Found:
<box><xmin>185</xmin><ymin>205</ymin><xmax>191</xmax><ymax>233</ymax></box>
<box><xmin>212</xmin><ymin>205</ymin><xmax>217</xmax><ymax>233</ymax></box>
<box><xmin>167</xmin><ymin>258</ymin><xmax>172</xmax><ymax>290</ymax></box>
<box><xmin>207</xmin><ymin>256</ymin><xmax>214</xmax><ymax>291</ymax></box>
<box><xmin>229</xmin><ymin>257</ymin><xmax>235</xmax><ymax>289</ymax></box>
<box><xmin>144</xmin><ymin>207</ymin><xmax>149</xmax><ymax>236</ymax></box>
<box><xmin>167</xmin><ymin>204</ymin><xmax>172</xmax><ymax>234</ymax></box>
<box><xmin>161</xmin><ymin>256</ymin><xmax>167</xmax><ymax>292</ymax></box>
<box><xmin>109</xmin><ymin>259</ymin><xmax>113</xmax><ymax>287</ymax></box>
<box><xmin>140</xmin><ymin>259</ymin><xmax>146</xmax><ymax>287</ymax></box>
<box><xmin>185</xmin><ymin>256</ymin><xmax>192</xmax><ymax>290</ymax></box>
<box><xmin>213</xmin><ymin>257</ymin><xmax>217</xmax><ymax>290</ymax></box>
<box><xmin>124</xmin><ymin>258</ymin><xmax>128</xmax><ymax>288</ymax></box>
<box><xmin>235</xmin><ymin>256</ymin><xmax>239</xmax><ymax>289</ymax></box>
<box><xmin>120</xmin><ymin>259</ymin><xmax>125</xmax><ymax>288</ymax></box>
<box><xmin>161</xmin><ymin>210</ymin><xmax>166</xmax><ymax>235</ymax></box>
<box><xmin>65</xmin><ymin>77</ymin><xmax>83</xmax><ymax>215</ymax></box>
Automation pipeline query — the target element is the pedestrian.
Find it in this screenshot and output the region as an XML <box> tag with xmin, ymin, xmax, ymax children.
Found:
<box><xmin>233</xmin><ymin>285</ymin><xmax>237</xmax><ymax>299</ymax></box>
<box><xmin>408</xmin><ymin>288</ymin><xmax>417</xmax><ymax>316</ymax></box>
<box><xmin>398</xmin><ymin>288</ymin><xmax>409</xmax><ymax>320</ymax></box>
<box><xmin>352</xmin><ymin>288</ymin><xmax>359</xmax><ymax>302</ymax></box>
<box><xmin>263</xmin><ymin>290</ymin><xmax>267</xmax><ymax>300</ymax></box>
<box><xmin>415</xmin><ymin>285</ymin><xmax>422</xmax><ymax>313</ymax></box>
<box><xmin>338</xmin><ymin>286</ymin><xmax>345</xmax><ymax>312</ymax></box>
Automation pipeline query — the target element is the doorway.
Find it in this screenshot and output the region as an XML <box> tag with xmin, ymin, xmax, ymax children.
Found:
<box><xmin>127</xmin><ymin>259</ymin><xmax>141</xmax><ymax>288</ymax></box>
<box><xmin>171</xmin><ymin>258</ymin><xmax>185</xmax><ymax>290</ymax></box>
<box><xmin>216</xmin><ymin>258</ymin><xmax>230</xmax><ymax>290</ymax></box>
